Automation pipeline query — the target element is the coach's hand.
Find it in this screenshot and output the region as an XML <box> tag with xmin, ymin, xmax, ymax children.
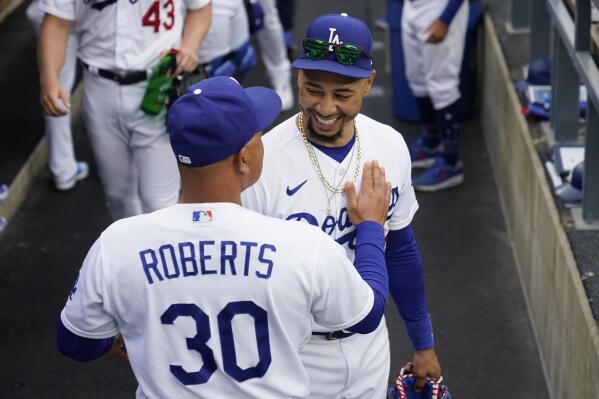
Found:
<box><xmin>424</xmin><ymin>19</ymin><xmax>449</xmax><ymax>43</ymax></box>
<box><xmin>345</xmin><ymin>160</ymin><xmax>391</xmax><ymax>226</ymax></box>
<box><xmin>108</xmin><ymin>335</ymin><xmax>129</xmax><ymax>363</ymax></box>
<box><xmin>412</xmin><ymin>348</ymin><xmax>442</xmax><ymax>391</ymax></box>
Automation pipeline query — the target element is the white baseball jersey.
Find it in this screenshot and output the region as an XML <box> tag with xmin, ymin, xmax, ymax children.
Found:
<box><xmin>40</xmin><ymin>0</ymin><xmax>210</xmax><ymax>70</ymax></box>
<box><xmin>241</xmin><ymin>113</ymin><xmax>417</xmax><ymax>398</ymax></box>
<box><xmin>198</xmin><ymin>0</ymin><xmax>249</xmax><ymax>64</ymax></box>
<box><xmin>61</xmin><ymin>203</ymin><xmax>374</xmax><ymax>399</ymax></box>
<box><xmin>401</xmin><ymin>0</ymin><xmax>468</xmax><ymax>109</ymax></box>
<box><xmin>242</xmin><ymin>113</ymin><xmax>418</xmax><ymax>262</ymax></box>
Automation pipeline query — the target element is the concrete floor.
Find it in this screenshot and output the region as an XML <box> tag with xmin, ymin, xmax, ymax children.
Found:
<box><xmin>0</xmin><ymin>0</ymin><xmax>549</xmax><ymax>397</ymax></box>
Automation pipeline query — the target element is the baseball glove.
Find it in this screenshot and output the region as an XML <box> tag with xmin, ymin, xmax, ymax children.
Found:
<box><xmin>167</xmin><ymin>66</ymin><xmax>209</xmax><ymax>110</ymax></box>
<box><xmin>387</xmin><ymin>363</ymin><xmax>452</xmax><ymax>399</ymax></box>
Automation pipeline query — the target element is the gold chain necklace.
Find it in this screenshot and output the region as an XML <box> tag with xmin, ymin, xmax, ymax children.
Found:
<box><xmin>296</xmin><ymin>112</ymin><xmax>361</xmax><ymax>194</ymax></box>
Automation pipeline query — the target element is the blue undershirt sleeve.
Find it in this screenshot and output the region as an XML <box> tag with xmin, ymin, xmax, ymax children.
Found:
<box><xmin>346</xmin><ymin>221</ymin><xmax>389</xmax><ymax>334</ymax></box>
<box><xmin>386</xmin><ymin>225</ymin><xmax>434</xmax><ymax>350</ymax></box>
<box><xmin>439</xmin><ymin>0</ymin><xmax>465</xmax><ymax>26</ymax></box>
<box><xmin>57</xmin><ymin>318</ymin><xmax>115</xmax><ymax>361</ymax></box>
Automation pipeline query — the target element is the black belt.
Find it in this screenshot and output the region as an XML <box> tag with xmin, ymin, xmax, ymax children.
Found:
<box><xmin>312</xmin><ymin>331</ymin><xmax>355</xmax><ymax>340</ymax></box>
<box><xmin>82</xmin><ymin>62</ymin><xmax>147</xmax><ymax>85</ymax></box>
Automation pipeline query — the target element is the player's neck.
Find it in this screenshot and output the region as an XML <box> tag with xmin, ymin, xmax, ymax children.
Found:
<box><xmin>178</xmin><ymin>166</ymin><xmax>242</xmax><ymax>206</ymax></box>
<box><xmin>179</xmin><ymin>188</ymin><xmax>241</xmax><ymax>206</ymax></box>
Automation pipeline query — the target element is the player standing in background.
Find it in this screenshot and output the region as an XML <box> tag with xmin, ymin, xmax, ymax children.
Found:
<box><xmin>242</xmin><ymin>13</ymin><xmax>442</xmax><ymax>398</ymax></box>
<box><xmin>276</xmin><ymin>0</ymin><xmax>296</xmax><ymax>60</ymax></box>
<box><xmin>197</xmin><ymin>0</ymin><xmax>256</xmax><ymax>81</ymax></box>
<box><xmin>56</xmin><ymin>76</ymin><xmax>392</xmax><ymax>398</ymax></box>
<box><xmin>38</xmin><ymin>0</ymin><xmax>211</xmax><ymax>220</ymax></box>
<box><xmin>27</xmin><ymin>0</ymin><xmax>88</xmax><ymax>191</ymax></box>
<box><xmin>403</xmin><ymin>0</ymin><xmax>468</xmax><ymax>191</ymax></box>
<box><xmin>255</xmin><ymin>0</ymin><xmax>294</xmax><ymax>111</ymax></box>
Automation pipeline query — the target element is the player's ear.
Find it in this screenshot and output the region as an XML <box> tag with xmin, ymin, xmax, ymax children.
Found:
<box><xmin>237</xmin><ymin>146</ymin><xmax>251</xmax><ymax>175</ymax></box>
<box><xmin>363</xmin><ymin>70</ymin><xmax>377</xmax><ymax>96</ymax></box>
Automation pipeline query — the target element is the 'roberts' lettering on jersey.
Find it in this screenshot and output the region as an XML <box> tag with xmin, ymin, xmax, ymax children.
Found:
<box><xmin>139</xmin><ymin>241</ymin><xmax>277</xmax><ymax>285</ymax></box>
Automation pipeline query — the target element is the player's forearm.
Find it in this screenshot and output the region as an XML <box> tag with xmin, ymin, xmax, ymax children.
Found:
<box><xmin>56</xmin><ymin>318</ymin><xmax>114</xmax><ymax>361</ymax></box>
<box><xmin>346</xmin><ymin>221</ymin><xmax>388</xmax><ymax>334</ymax></box>
<box><xmin>39</xmin><ymin>14</ymin><xmax>70</xmax><ymax>84</ymax></box>
<box><xmin>386</xmin><ymin>226</ymin><xmax>434</xmax><ymax>350</ymax></box>
<box><xmin>180</xmin><ymin>3</ymin><xmax>212</xmax><ymax>55</ymax></box>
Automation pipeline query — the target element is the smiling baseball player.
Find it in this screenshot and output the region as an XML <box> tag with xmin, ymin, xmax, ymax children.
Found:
<box><xmin>38</xmin><ymin>0</ymin><xmax>211</xmax><ymax>220</ymax></box>
<box><xmin>56</xmin><ymin>76</ymin><xmax>393</xmax><ymax>398</ymax></box>
<box><xmin>242</xmin><ymin>13</ymin><xmax>442</xmax><ymax>398</ymax></box>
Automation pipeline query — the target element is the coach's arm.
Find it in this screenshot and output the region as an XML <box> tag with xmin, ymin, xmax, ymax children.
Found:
<box><xmin>56</xmin><ymin>319</ymin><xmax>114</xmax><ymax>361</ymax></box>
<box><xmin>343</xmin><ymin>161</ymin><xmax>391</xmax><ymax>334</ymax></box>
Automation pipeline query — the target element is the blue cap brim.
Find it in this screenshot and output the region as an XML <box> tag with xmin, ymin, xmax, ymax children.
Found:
<box><xmin>556</xmin><ymin>183</ymin><xmax>582</xmax><ymax>203</ymax></box>
<box><xmin>292</xmin><ymin>58</ymin><xmax>372</xmax><ymax>79</ymax></box>
<box><xmin>246</xmin><ymin>86</ymin><xmax>283</xmax><ymax>132</ymax></box>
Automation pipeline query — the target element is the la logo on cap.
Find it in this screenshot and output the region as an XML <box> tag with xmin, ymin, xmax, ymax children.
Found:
<box><xmin>328</xmin><ymin>14</ymin><xmax>349</xmax><ymax>49</ymax></box>
<box><xmin>328</xmin><ymin>28</ymin><xmax>342</xmax><ymax>45</ymax></box>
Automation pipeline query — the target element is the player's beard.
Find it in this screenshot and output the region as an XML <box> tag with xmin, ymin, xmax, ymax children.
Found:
<box><xmin>303</xmin><ymin>109</ymin><xmax>359</xmax><ymax>145</ymax></box>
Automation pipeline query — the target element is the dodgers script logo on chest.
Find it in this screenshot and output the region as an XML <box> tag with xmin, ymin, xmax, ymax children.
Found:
<box><xmin>284</xmin><ymin>186</ymin><xmax>400</xmax><ymax>249</ymax></box>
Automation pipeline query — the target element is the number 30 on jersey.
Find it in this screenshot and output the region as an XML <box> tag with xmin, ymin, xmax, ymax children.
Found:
<box><xmin>142</xmin><ymin>0</ymin><xmax>174</xmax><ymax>33</ymax></box>
<box><xmin>161</xmin><ymin>301</ymin><xmax>272</xmax><ymax>385</ymax></box>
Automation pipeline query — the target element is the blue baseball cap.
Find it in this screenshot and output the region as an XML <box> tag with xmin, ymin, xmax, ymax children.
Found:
<box><xmin>292</xmin><ymin>13</ymin><xmax>374</xmax><ymax>79</ymax></box>
<box><xmin>167</xmin><ymin>76</ymin><xmax>282</xmax><ymax>167</ymax></box>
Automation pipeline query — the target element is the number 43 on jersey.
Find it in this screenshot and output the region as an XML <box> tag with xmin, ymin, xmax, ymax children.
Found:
<box><xmin>142</xmin><ymin>0</ymin><xmax>174</xmax><ymax>33</ymax></box>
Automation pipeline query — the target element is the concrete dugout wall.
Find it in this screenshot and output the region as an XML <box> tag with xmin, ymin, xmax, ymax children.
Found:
<box><xmin>480</xmin><ymin>14</ymin><xmax>599</xmax><ymax>398</ymax></box>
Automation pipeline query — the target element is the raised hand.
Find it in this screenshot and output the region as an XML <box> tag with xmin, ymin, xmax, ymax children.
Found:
<box><xmin>345</xmin><ymin>160</ymin><xmax>392</xmax><ymax>226</ymax></box>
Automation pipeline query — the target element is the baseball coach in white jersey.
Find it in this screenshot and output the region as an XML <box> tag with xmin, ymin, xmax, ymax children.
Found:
<box><xmin>242</xmin><ymin>13</ymin><xmax>443</xmax><ymax>398</ymax></box>
<box><xmin>56</xmin><ymin>76</ymin><xmax>393</xmax><ymax>398</ymax></box>
<box><xmin>38</xmin><ymin>0</ymin><xmax>211</xmax><ymax>220</ymax></box>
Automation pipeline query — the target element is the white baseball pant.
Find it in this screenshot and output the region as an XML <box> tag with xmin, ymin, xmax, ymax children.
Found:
<box><xmin>401</xmin><ymin>0</ymin><xmax>468</xmax><ymax>110</ymax></box>
<box><xmin>301</xmin><ymin>320</ymin><xmax>390</xmax><ymax>399</ymax></box>
<box><xmin>81</xmin><ymin>71</ymin><xmax>179</xmax><ymax>220</ymax></box>
<box><xmin>28</xmin><ymin>1</ymin><xmax>79</xmax><ymax>185</ymax></box>
<box><xmin>256</xmin><ymin>0</ymin><xmax>291</xmax><ymax>90</ymax></box>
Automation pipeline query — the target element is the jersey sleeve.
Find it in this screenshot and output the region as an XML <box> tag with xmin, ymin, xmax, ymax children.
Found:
<box><xmin>310</xmin><ymin>233</ymin><xmax>374</xmax><ymax>330</ymax></box>
<box><xmin>60</xmin><ymin>238</ymin><xmax>119</xmax><ymax>339</ymax></box>
<box><xmin>439</xmin><ymin>0</ymin><xmax>465</xmax><ymax>25</ymax></box>
<box><xmin>388</xmin><ymin>136</ymin><xmax>419</xmax><ymax>230</ymax></box>
<box><xmin>184</xmin><ymin>0</ymin><xmax>210</xmax><ymax>11</ymax></box>
<box><xmin>40</xmin><ymin>0</ymin><xmax>75</xmax><ymax>21</ymax></box>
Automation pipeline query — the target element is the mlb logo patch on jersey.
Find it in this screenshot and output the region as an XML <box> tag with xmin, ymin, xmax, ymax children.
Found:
<box><xmin>192</xmin><ymin>209</ymin><xmax>213</xmax><ymax>223</ymax></box>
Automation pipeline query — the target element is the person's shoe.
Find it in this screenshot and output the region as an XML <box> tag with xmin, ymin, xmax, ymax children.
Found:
<box><xmin>413</xmin><ymin>156</ymin><xmax>464</xmax><ymax>192</ymax></box>
<box><xmin>275</xmin><ymin>82</ymin><xmax>294</xmax><ymax>111</ymax></box>
<box><xmin>0</xmin><ymin>184</ymin><xmax>8</xmax><ymax>201</ymax></box>
<box><xmin>408</xmin><ymin>137</ymin><xmax>439</xmax><ymax>168</ymax></box>
<box><xmin>55</xmin><ymin>161</ymin><xmax>89</xmax><ymax>191</ymax></box>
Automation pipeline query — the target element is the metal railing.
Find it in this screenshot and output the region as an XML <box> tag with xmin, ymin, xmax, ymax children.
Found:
<box><xmin>515</xmin><ymin>0</ymin><xmax>599</xmax><ymax>222</ymax></box>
